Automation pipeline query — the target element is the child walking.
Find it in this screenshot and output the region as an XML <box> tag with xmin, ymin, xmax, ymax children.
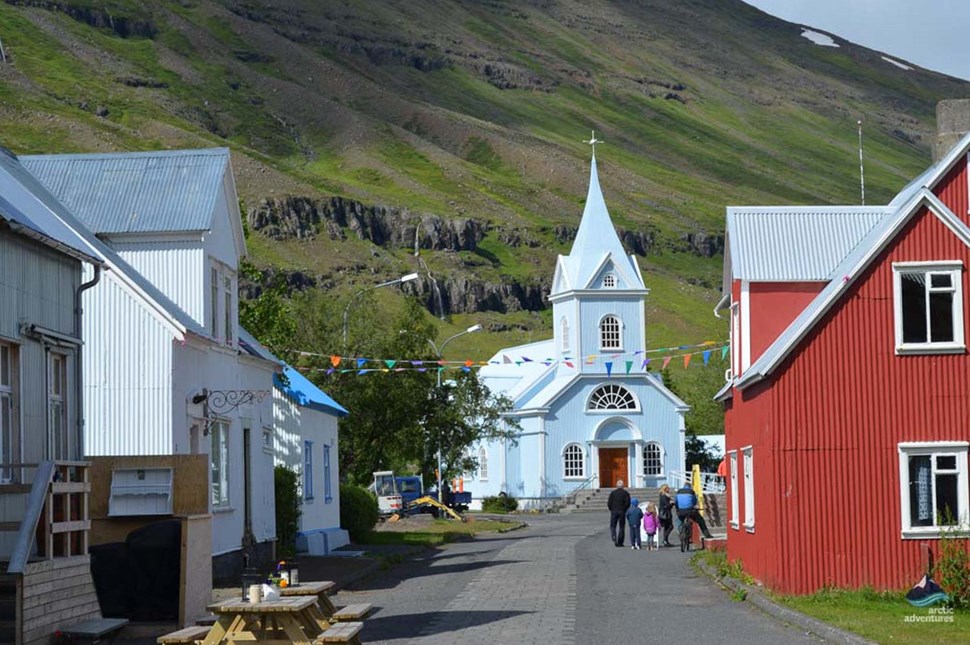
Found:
<box><xmin>626</xmin><ymin>497</ymin><xmax>644</xmax><ymax>550</ymax></box>
<box><xmin>642</xmin><ymin>502</ymin><xmax>659</xmax><ymax>551</ymax></box>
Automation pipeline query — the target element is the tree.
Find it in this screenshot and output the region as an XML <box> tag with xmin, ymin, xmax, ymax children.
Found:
<box><xmin>238</xmin><ymin>261</ymin><xmax>296</xmax><ymax>355</ymax></box>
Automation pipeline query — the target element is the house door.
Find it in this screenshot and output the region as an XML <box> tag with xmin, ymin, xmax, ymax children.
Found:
<box><xmin>243</xmin><ymin>425</ymin><xmax>253</xmax><ymax>540</ymax></box>
<box><xmin>599</xmin><ymin>447</ymin><xmax>628</xmax><ymax>488</ymax></box>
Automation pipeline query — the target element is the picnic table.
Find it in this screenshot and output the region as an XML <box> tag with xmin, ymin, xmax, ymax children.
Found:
<box><xmin>202</xmin><ymin>595</ymin><xmax>330</xmax><ymax>645</ymax></box>
<box><xmin>278</xmin><ymin>581</ymin><xmax>337</xmax><ymax>617</ymax></box>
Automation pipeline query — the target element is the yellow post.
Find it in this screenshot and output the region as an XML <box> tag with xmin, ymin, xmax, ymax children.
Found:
<box><xmin>692</xmin><ymin>464</ymin><xmax>705</xmax><ymax>515</ymax></box>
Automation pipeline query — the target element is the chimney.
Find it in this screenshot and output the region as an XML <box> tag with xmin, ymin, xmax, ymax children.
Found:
<box><xmin>934</xmin><ymin>99</ymin><xmax>970</xmax><ymax>162</ymax></box>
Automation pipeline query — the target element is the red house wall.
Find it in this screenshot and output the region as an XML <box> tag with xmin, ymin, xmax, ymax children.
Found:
<box><xmin>748</xmin><ymin>282</ymin><xmax>824</xmax><ymax>363</ymax></box>
<box><xmin>726</xmin><ymin>187</ymin><xmax>970</xmax><ymax>593</ymax></box>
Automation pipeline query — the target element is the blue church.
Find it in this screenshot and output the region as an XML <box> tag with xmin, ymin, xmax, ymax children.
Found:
<box><xmin>472</xmin><ymin>152</ymin><xmax>688</xmax><ymax>509</ymax></box>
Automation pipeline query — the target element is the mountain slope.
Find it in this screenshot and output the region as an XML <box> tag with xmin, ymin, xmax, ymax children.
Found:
<box><xmin>1</xmin><ymin>0</ymin><xmax>968</xmax><ymax>358</ymax></box>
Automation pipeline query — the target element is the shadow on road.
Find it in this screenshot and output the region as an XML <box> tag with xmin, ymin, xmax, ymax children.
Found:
<box><xmin>362</xmin><ymin>610</ymin><xmax>533</xmax><ymax>641</ymax></box>
<box><xmin>348</xmin><ymin>559</ymin><xmax>525</xmax><ymax>591</ymax></box>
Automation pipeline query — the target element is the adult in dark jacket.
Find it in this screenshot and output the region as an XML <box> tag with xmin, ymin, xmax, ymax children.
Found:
<box><xmin>675</xmin><ymin>485</ymin><xmax>714</xmax><ymax>539</ymax></box>
<box><xmin>658</xmin><ymin>484</ymin><xmax>675</xmax><ymax>546</ymax></box>
<box><xmin>607</xmin><ymin>480</ymin><xmax>631</xmax><ymax>547</ymax></box>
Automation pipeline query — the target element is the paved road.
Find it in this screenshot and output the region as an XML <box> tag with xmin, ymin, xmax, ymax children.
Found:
<box><xmin>332</xmin><ymin>512</ymin><xmax>822</xmax><ymax>644</ymax></box>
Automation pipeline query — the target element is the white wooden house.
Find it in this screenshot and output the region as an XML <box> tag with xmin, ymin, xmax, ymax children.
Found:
<box><xmin>239</xmin><ymin>331</ymin><xmax>349</xmax><ymax>555</ymax></box>
<box><xmin>0</xmin><ymin>148</ymin><xmax>106</xmax><ymax>644</ymax></box>
<box><xmin>23</xmin><ymin>149</ymin><xmax>279</xmax><ymax>581</ymax></box>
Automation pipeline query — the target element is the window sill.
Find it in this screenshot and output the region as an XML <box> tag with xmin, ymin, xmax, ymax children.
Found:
<box><xmin>304</xmin><ymin>497</ymin><xmax>314</xmax><ymax>504</ymax></box>
<box><xmin>744</xmin><ymin>523</ymin><xmax>755</xmax><ymax>533</ymax></box>
<box><xmin>479</xmin><ymin>478</ymin><xmax>488</xmax><ymax>483</ymax></box>
<box><xmin>896</xmin><ymin>343</ymin><xmax>966</xmax><ymax>355</ymax></box>
<box><xmin>564</xmin><ymin>476</ymin><xmax>587</xmax><ymax>481</ymax></box>
<box><xmin>325</xmin><ymin>496</ymin><xmax>332</xmax><ymax>504</ymax></box>
<box><xmin>730</xmin><ymin>521</ymin><xmax>739</xmax><ymax>530</ymax></box>
<box><xmin>212</xmin><ymin>505</ymin><xmax>234</xmax><ymax>514</ymax></box>
<box><xmin>901</xmin><ymin>527</ymin><xmax>968</xmax><ymax>539</ymax></box>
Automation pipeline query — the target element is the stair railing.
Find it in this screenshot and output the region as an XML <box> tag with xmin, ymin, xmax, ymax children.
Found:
<box><xmin>563</xmin><ymin>473</ymin><xmax>599</xmax><ymax>506</ymax></box>
<box><xmin>667</xmin><ymin>469</ymin><xmax>726</xmax><ymax>494</ymax></box>
<box><xmin>7</xmin><ymin>461</ymin><xmax>54</xmax><ymax>574</ymax></box>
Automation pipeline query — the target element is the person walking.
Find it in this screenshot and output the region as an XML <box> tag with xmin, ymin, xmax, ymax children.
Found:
<box><xmin>607</xmin><ymin>479</ymin><xmax>631</xmax><ymax>547</ymax></box>
<box><xmin>658</xmin><ymin>484</ymin><xmax>675</xmax><ymax>547</ymax></box>
<box><xmin>642</xmin><ymin>501</ymin><xmax>659</xmax><ymax>550</ymax></box>
<box><xmin>626</xmin><ymin>497</ymin><xmax>643</xmax><ymax>550</ymax></box>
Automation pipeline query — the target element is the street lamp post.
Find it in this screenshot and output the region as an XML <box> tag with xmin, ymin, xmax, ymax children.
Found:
<box><xmin>428</xmin><ymin>323</ymin><xmax>482</xmax><ymax>500</ymax></box>
<box><xmin>342</xmin><ymin>273</ymin><xmax>419</xmax><ymax>349</ymax></box>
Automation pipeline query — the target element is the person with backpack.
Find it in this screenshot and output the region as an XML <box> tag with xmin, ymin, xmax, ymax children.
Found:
<box><xmin>657</xmin><ymin>484</ymin><xmax>675</xmax><ymax>546</ymax></box>
<box><xmin>674</xmin><ymin>484</ymin><xmax>714</xmax><ymax>539</ymax></box>
<box><xmin>626</xmin><ymin>497</ymin><xmax>644</xmax><ymax>550</ymax></box>
<box><xmin>607</xmin><ymin>479</ymin><xmax>631</xmax><ymax>547</ymax></box>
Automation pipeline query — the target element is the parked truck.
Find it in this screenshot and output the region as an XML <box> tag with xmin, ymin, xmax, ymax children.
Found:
<box><xmin>396</xmin><ymin>475</ymin><xmax>472</xmax><ymax>514</ymax></box>
<box><xmin>371</xmin><ymin>471</ymin><xmax>471</xmax><ymax>520</ymax></box>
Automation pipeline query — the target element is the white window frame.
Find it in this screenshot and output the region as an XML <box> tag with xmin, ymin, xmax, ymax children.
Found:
<box><xmin>261</xmin><ymin>425</ymin><xmax>273</xmax><ymax>455</ymax></box>
<box><xmin>0</xmin><ymin>341</ymin><xmax>20</xmax><ymax>482</ymax></box>
<box><xmin>479</xmin><ymin>446</ymin><xmax>488</xmax><ymax>481</ymax></box>
<box><xmin>898</xmin><ymin>442</ymin><xmax>969</xmax><ymax>539</ymax></box>
<box><xmin>324</xmin><ymin>443</ymin><xmax>333</xmax><ymax>503</ymax></box>
<box><xmin>587</xmin><ymin>383</ymin><xmax>640</xmax><ymax>412</ymax></box>
<box><xmin>210</xmin><ymin>266</ymin><xmax>219</xmax><ymax>337</ymax></box>
<box><xmin>223</xmin><ymin>273</ymin><xmax>235</xmax><ymax>346</ymax></box>
<box><xmin>599</xmin><ymin>314</ymin><xmax>623</xmax><ymax>351</ymax></box>
<box><xmin>48</xmin><ymin>352</ymin><xmax>68</xmax><ymax>461</ymax></box>
<box><xmin>560</xmin><ymin>317</ymin><xmax>570</xmax><ymax>353</ymax></box>
<box><xmin>642</xmin><ymin>442</ymin><xmax>662</xmax><ymax>477</ymax></box>
<box><xmin>892</xmin><ymin>261</ymin><xmax>965</xmax><ymax>355</ymax></box>
<box><xmin>602</xmin><ymin>272</ymin><xmax>617</xmax><ymax>288</ymax></box>
<box><xmin>742</xmin><ymin>446</ymin><xmax>754</xmax><ymax>531</ymax></box>
<box><xmin>210</xmin><ymin>420</ymin><xmax>230</xmax><ymax>508</ymax></box>
<box><xmin>730</xmin><ymin>302</ymin><xmax>740</xmax><ymax>378</ymax></box>
<box><xmin>304</xmin><ymin>440</ymin><xmax>314</xmax><ymax>501</ymax></box>
<box><xmin>563</xmin><ymin>443</ymin><xmax>585</xmax><ymax>480</ymax></box>
<box><xmin>729</xmin><ymin>450</ymin><xmax>739</xmax><ymax>529</ymax></box>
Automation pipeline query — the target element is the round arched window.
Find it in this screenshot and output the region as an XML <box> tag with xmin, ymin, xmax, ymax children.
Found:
<box><xmin>599</xmin><ymin>315</ymin><xmax>621</xmax><ymax>350</ymax></box>
<box><xmin>563</xmin><ymin>444</ymin><xmax>585</xmax><ymax>478</ymax></box>
<box><xmin>643</xmin><ymin>442</ymin><xmax>662</xmax><ymax>476</ymax></box>
<box><xmin>588</xmin><ymin>384</ymin><xmax>638</xmax><ymax>410</ymax></box>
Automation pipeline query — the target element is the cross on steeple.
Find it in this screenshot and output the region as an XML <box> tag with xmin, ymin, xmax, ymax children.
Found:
<box><xmin>583</xmin><ymin>130</ymin><xmax>602</xmax><ymax>155</ymax></box>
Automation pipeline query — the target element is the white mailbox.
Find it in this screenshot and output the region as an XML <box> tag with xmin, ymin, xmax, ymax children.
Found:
<box><xmin>108</xmin><ymin>468</ymin><xmax>174</xmax><ymax>516</ymax></box>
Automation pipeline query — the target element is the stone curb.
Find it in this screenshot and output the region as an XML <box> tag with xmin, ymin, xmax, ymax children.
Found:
<box><xmin>695</xmin><ymin>560</ymin><xmax>876</xmax><ymax>645</ymax></box>
<box><xmin>331</xmin><ymin>557</ymin><xmax>384</xmax><ymax>592</ymax></box>
<box><xmin>496</xmin><ymin>521</ymin><xmax>528</xmax><ymax>534</ymax></box>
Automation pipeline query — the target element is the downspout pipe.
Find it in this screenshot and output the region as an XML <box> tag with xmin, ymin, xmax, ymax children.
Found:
<box><xmin>74</xmin><ymin>264</ymin><xmax>101</xmax><ymax>460</ymax></box>
<box><xmin>713</xmin><ymin>293</ymin><xmax>730</xmax><ymax>318</ymax></box>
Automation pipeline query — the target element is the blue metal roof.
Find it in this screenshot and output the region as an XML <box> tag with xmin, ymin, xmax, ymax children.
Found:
<box><xmin>726</xmin><ymin>206</ymin><xmax>890</xmax><ymax>281</ymax></box>
<box><xmin>0</xmin><ymin>148</ymin><xmax>103</xmax><ymax>263</ymax></box>
<box><xmin>21</xmin><ymin>148</ymin><xmax>229</xmax><ymax>234</ymax></box>
<box><xmin>275</xmin><ymin>367</ymin><xmax>349</xmax><ymax>417</ymax></box>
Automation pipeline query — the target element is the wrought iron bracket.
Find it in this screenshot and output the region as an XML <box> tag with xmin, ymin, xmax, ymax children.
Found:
<box><xmin>193</xmin><ymin>388</ymin><xmax>271</xmax><ymax>434</ymax></box>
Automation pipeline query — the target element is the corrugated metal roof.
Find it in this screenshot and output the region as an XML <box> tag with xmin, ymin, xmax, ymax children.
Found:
<box><xmin>737</xmin><ymin>189</ymin><xmax>968</xmax><ymax>389</ymax></box>
<box><xmin>0</xmin><ymin>148</ymin><xmax>103</xmax><ymax>263</ymax></box>
<box><xmin>21</xmin><ymin>148</ymin><xmax>229</xmax><ymax>234</ymax></box>
<box><xmin>727</xmin><ymin>207</ymin><xmax>890</xmax><ymax>281</ymax></box>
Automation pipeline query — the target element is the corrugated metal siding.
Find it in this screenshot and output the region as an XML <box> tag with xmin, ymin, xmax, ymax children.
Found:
<box><xmin>933</xmin><ymin>156</ymin><xmax>969</xmax><ymax>224</ymax></box>
<box><xmin>21</xmin><ymin>150</ymin><xmax>228</xmax><ymax>234</ymax></box>
<box><xmin>747</xmin><ymin>282</ymin><xmax>824</xmax><ymax>365</ymax></box>
<box><xmin>83</xmin><ymin>272</ymin><xmax>173</xmax><ymax>456</ymax></box>
<box><xmin>115</xmin><ymin>244</ymin><xmax>205</xmax><ymax>328</ymax></box>
<box><xmin>727</xmin><ymin>201</ymin><xmax>970</xmax><ymax>594</ymax></box>
<box><xmin>728</xmin><ymin>208</ymin><xmax>888</xmax><ymax>281</ymax></box>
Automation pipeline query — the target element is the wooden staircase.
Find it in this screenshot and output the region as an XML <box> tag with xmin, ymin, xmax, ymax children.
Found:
<box><xmin>0</xmin><ymin>462</ymin><xmax>100</xmax><ymax>645</ymax></box>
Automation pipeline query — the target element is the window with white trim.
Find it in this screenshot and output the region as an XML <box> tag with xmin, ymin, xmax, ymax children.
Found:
<box><xmin>224</xmin><ymin>274</ymin><xmax>234</xmax><ymax>345</ymax></box>
<box><xmin>0</xmin><ymin>342</ymin><xmax>19</xmax><ymax>481</ymax></box>
<box><xmin>893</xmin><ymin>262</ymin><xmax>965</xmax><ymax>354</ymax></box>
<box><xmin>324</xmin><ymin>444</ymin><xmax>333</xmax><ymax>503</ymax></box>
<box><xmin>599</xmin><ymin>315</ymin><xmax>622</xmax><ymax>350</ymax></box>
<box><xmin>742</xmin><ymin>447</ymin><xmax>754</xmax><ymax>529</ymax></box>
<box><xmin>899</xmin><ymin>442</ymin><xmax>969</xmax><ymax>536</ymax></box>
<box><xmin>479</xmin><ymin>447</ymin><xmax>488</xmax><ymax>481</ymax></box>
<box><xmin>560</xmin><ymin>317</ymin><xmax>570</xmax><ymax>353</ymax></box>
<box><xmin>262</xmin><ymin>425</ymin><xmax>273</xmax><ymax>455</ymax></box>
<box><xmin>210</xmin><ymin>267</ymin><xmax>219</xmax><ymax>336</ymax></box>
<box><xmin>210</xmin><ymin>420</ymin><xmax>230</xmax><ymax>507</ymax></box>
<box><xmin>729</xmin><ymin>451</ymin><xmax>739</xmax><ymax>528</ymax></box>
<box><xmin>588</xmin><ymin>384</ymin><xmax>638</xmax><ymax>411</ymax></box>
<box><xmin>304</xmin><ymin>440</ymin><xmax>314</xmax><ymax>501</ymax></box>
<box><xmin>642</xmin><ymin>442</ymin><xmax>662</xmax><ymax>476</ymax></box>
<box><xmin>48</xmin><ymin>352</ymin><xmax>68</xmax><ymax>461</ymax></box>
<box><xmin>731</xmin><ymin>303</ymin><xmax>740</xmax><ymax>377</ymax></box>
<box><xmin>602</xmin><ymin>273</ymin><xmax>616</xmax><ymax>288</ymax></box>
<box><xmin>563</xmin><ymin>443</ymin><xmax>585</xmax><ymax>478</ymax></box>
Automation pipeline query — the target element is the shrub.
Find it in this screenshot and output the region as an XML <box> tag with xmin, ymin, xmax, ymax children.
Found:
<box><xmin>482</xmin><ymin>494</ymin><xmax>518</xmax><ymax>513</ymax></box>
<box><xmin>340</xmin><ymin>484</ymin><xmax>378</xmax><ymax>542</ymax></box>
<box><xmin>938</xmin><ymin>519</ymin><xmax>970</xmax><ymax>608</ymax></box>
<box><xmin>274</xmin><ymin>465</ymin><xmax>301</xmax><ymax>557</ymax></box>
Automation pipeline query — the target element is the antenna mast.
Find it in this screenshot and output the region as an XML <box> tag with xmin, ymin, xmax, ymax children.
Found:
<box><xmin>858</xmin><ymin>119</ymin><xmax>865</xmax><ymax>206</ymax></box>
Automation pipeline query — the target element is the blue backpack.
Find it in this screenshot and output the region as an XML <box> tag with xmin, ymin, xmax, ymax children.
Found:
<box><xmin>675</xmin><ymin>489</ymin><xmax>696</xmax><ymax>510</ymax></box>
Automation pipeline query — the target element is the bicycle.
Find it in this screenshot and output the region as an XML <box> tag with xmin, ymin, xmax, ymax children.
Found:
<box><xmin>678</xmin><ymin>513</ymin><xmax>694</xmax><ymax>553</ymax></box>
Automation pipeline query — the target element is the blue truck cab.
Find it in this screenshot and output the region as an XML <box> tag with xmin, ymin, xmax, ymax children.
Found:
<box><xmin>395</xmin><ymin>475</ymin><xmax>472</xmax><ymax>513</ymax></box>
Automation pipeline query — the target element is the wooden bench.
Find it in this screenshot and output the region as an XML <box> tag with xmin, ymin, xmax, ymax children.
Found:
<box><xmin>57</xmin><ymin>618</ymin><xmax>129</xmax><ymax>644</ymax></box>
<box><xmin>331</xmin><ymin>603</ymin><xmax>372</xmax><ymax>621</ymax></box>
<box><xmin>157</xmin><ymin>625</ymin><xmax>211</xmax><ymax>644</ymax></box>
<box><xmin>315</xmin><ymin>621</ymin><xmax>363</xmax><ymax>644</ymax></box>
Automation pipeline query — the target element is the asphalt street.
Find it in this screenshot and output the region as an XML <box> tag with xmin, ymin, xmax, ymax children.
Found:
<box><xmin>332</xmin><ymin>512</ymin><xmax>823</xmax><ymax>644</ymax></box>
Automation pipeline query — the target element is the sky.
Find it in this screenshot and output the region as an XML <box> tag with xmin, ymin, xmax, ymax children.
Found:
<box><xmin>744</xmin><ymin>1</ymin><xmax>970</xmax><ymax>81</ymax></box>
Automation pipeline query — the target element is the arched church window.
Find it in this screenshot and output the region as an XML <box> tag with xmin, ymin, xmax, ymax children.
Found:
<box><xmin>588</xmin><ymin>384</ymin><xmax>638</xmax><ymax>410</ymax></box>
<box><xmin>563</xmin><ymin>443</ymin><xmax>585</xmax><ymax>478</ymax></box>
<box><xmin>643</xmin><ymin>442</ymin><xmax>663</xmax><ymax>476</ymax></box>
<box><xmin>603</xmin><ymin>273</ymin><xmax>617</xmax><ymax>288</ymax></box>
<box><xmin>479</xmin><ymin>447</ymin><xmax>488</xmax><ymax>480</ymax></box>
<box><xmin>561</xmin><ymin>317</ymin><xmax>570</xmax><ymax>352</ymax></box>
<box><xmin>599</xmin><ymin>315</ymin><xmax>622</xmax><ymax>350</ymax></box>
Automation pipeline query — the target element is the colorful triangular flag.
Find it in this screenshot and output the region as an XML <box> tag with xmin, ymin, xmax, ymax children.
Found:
<box><xmin>385</xmin><ymin>359</ymin><xmax>396</xmax><ymax>369</ymax></box>
<box><xmin>356</xmin><ymin>358</ymin><xmax>367</xmax><ymax>368</ymax></box>
<box><xmin>683</xmin><ymin>354</ymin><xmax>692</xmax><ymax>369</ymax></box>
<box><xmin>662</xmin><ymin>356</ymin><xmax>671</xmax><ymax>370</ymax></box>
<box><xmin>606</xmin><ymin>362</ymin><xmax>613</xmax><ymax>378</ymax></box>
<box><xmin>721</xmin><ymin>345</ymin><xmax>729</xmax><ymax>360</ymax></box>
<box><xmin>625</xmin><ymin>361</ymin><xmax>633</xmax><ymax>374</ymax></box>
<box><xmin>330</xmin><ymin>355</ymin><xmax>341</xmax><ymax>367</ymax></box>
<box><xmin>702</xmin><ymin>350</ymin><xmax>711</xmax><ymax>366</ymax></box>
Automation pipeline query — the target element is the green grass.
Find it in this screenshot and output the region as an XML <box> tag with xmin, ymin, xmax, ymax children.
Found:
<box><xmin>778</xmin><ymin>589</ymin><xmax>970</xmax><ymax>644</ymax></box>
<box><xmin>359</xmin><ymin>518</ymin><xmax>520</xmax><ymax>546</ymax></box>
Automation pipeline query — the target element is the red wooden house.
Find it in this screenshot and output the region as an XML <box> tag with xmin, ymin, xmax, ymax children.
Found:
<box><xmin>717</xmin><ymin>134</ymin><xmax>970</xmax><ymax>594</ymax></box>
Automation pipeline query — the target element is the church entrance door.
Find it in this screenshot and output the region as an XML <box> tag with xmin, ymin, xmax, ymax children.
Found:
<box><xmin>598</xmin><ymin>447</ymin><xmax>628</xmax><ymax>489</ymax></box>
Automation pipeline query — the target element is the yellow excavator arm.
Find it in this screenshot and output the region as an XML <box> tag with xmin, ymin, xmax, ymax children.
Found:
<box><xmin>409</xmin><ymin>496</ymin><xmax>468</xmax><ymax>522</ymax></box>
